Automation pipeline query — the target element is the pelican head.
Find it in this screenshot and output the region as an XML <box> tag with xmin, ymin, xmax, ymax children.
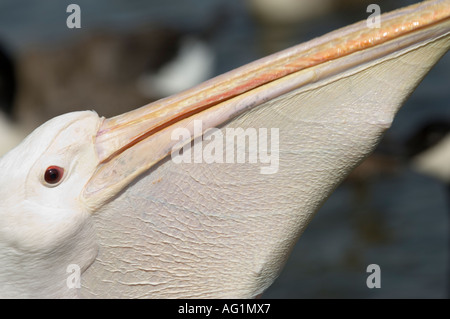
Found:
<box><xmin>0</xmin><ymin>112</ymin><xmax>101</xmax><ymax>297</ymax></box>
<box><xmin>0</xmin><ymin>0</ymin><xmax>449</xmax><ymax>298</ymax></box>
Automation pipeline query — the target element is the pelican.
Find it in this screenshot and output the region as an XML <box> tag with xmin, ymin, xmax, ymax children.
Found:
<box><xmin>0</xmin><ymin>0</ymin><xmax>449</xmax><ymax>298</ymax></box>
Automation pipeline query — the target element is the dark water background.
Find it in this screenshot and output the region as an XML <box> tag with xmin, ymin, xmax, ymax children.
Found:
<box><xmin>0</xmin><ymin>0</ymin><xmax>449</xmax><ymax>298</ymax></box>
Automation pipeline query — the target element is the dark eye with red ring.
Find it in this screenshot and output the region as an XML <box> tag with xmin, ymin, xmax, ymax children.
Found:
<box><xmin>44</xmin><ymin>166</ymin><xmax>64</xmax><ymax>185</ymax></box>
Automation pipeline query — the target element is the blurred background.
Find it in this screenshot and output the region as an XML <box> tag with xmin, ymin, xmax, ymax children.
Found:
<box><xmin>0</xmin><ymin>0</ymin><xmax>449</xmax><ymax>298</ymax></box>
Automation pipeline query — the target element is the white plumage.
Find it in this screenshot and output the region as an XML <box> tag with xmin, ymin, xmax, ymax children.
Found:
<box><xmin>0</xmin><ymin>0</ymin><xmax>449</xmax><ymax>298</ymax></box>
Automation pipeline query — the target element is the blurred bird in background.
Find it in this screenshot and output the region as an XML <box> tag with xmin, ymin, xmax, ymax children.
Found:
<box><xmin>1</xmin><ymin>6</ymin><xmax>228</xmax><ymax>156</ymax></box>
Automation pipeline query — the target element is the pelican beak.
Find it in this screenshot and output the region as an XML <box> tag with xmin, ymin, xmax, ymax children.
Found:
<box><xmin>82</xmin><ymin>0</ymin><xmax>450</xmax><ymax>208</ymax></box>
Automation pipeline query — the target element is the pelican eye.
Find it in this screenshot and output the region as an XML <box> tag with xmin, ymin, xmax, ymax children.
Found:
<box><xmin>44</xmin><ymin>166</ymin><xmax>64</xmax><ymax>185</ymax></box>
